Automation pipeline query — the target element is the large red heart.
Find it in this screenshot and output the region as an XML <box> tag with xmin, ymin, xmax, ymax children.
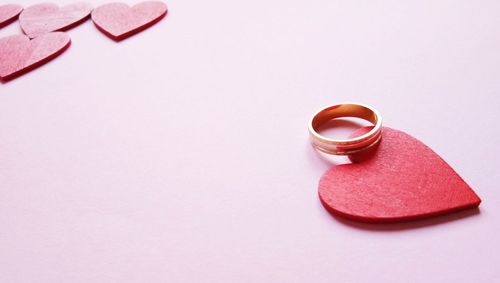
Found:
<box><xmin>0</xmin><ymin>4</ymin><xmax>23</xmax><ymax>28</ymax></box>
<box><xmin>0</xmin><ymin>32</ymin><xmax>70</xmax><ymax>81</ymax></box>
<box><xmin>91</xmin><ymin>1</ymin><xmax>168</xmax><ymax>41</ymax></box>
<box><xmin>318</xmin><ymin>127</ymin><xmax>481</xmax><ymax>223</ymax></box>
<box><xmin>19</xmin><ymin>2</ymin><xmax>92</xmax><ymax>38</ymax></box>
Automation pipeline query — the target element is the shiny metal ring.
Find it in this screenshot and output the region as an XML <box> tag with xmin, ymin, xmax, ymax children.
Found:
<box><xmin>308</xmin><ymin>103</ymin><xmax>382</xmax><ymax>155</ymax></box>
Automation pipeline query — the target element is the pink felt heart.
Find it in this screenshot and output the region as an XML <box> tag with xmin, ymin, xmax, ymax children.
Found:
<box><xmin>91</xmin><ymin>1</ymin><xmax>168</xmax><ymax>41</ymax></box>
<box><xmin>19</xmin><ymin>2</ymin><xmax>92</xmax><ymax>38</ymax></box>
<box><xmin>0</xmin><ymin>4</ymin><xmax>23</xmax><ymax>28</ymax></box>
<box><xmin>318</xmin><ymin>127</ymin><xmax>481</xmax><ymax>223</ymax></box>
<box><xmin>0</xmin><ymin>32</ymin><xmax>70</xmax><ymax>81</ymax></box>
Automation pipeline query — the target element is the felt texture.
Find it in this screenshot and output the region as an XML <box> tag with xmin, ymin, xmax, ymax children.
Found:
<box><xmin>0</xmin><ymin>32</ymin><xmax>70</xmax><ymax>81</ymax></box>
<box><xmin>19</xmin><ymin>2</ymin><xmax>92</xmax><ymax>38</ymax></box>
<box><xmin>91</xmin><ymin>1</ymin><xmax>168</xmax><ymax>41</ymax></box>
<box><xmin>0</xmin><ymin>4</ymin><xmax>23</xmax><ymax>28</ymax></box>
<box><xmin>318</xmin><ymin>127</ymin><xmax>481</xmax><ymax>223</ymax></box>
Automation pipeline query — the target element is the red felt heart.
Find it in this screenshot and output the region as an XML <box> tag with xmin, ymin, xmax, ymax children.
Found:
<box><xmin>0</xmin><ymin>4</ymin><xmax>23</xmax><ymax>28</ymax></box>
<box><xmin>19</xmin><ymin>2</ymin><xmax>92</xmax><ymax>38</ymax></box>
<box><xmin>91</xmin><ymin>1</ymin><xmax>168</xmax><ymax>41</ymax></box>
<box><xmin>318</xmin><ymin>127</ymin><xmax>481</xmax><ymax>223</ymax></box>
<box><xmin>0</xmin><ymin>32</ymin><xmax>70</xmax><ymax>81</ymax></box>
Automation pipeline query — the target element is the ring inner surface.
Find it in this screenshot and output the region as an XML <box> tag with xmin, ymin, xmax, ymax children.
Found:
<box><xmin>312</xmin><ymin>104</ymin><xmax>378</xmax><ymax>133</ymax></box>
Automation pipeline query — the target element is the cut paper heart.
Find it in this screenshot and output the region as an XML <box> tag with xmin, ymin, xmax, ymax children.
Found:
<box><xmin>0</xmin><ymin>4</ymin><xmax>23</xmax><ymax>28</ymax></box>
<box><xmin>19</xmin><ymin>2</ymin><xmax>92</xmax><ymax>38</ymax></box>
<box><xmin>0</xmin><ymin>32</ymin><xmax>70</xmax><ymax>81</ymax></box>
<box><xmin>91</xmin><ymin>1</ymin><xmax>168</xmax><ymax>41</ymax></box>
<box><xmin>318</xmin><ymin>127</ymin><xmax>481</xmax><ymax>223</ymax></box>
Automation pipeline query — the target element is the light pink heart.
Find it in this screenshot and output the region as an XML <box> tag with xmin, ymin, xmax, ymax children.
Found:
<box><xmin>19</xmin><ymin>2</ymin><xmax>92</xmax><ymax>38</ymax></box>
<box><xmin>91</xmin><ymin>1</ymin><xmax>168</xmax><ymax>41</ymax></box>
<box><xmin>0</xmin><ymin>32</ymin><xmax>70</xmax><ymax>81</ymax></box>
<box><xmin>0</xmin><ymin>4</ymin><xmax>23</xmax><ymax>28</ymax></box>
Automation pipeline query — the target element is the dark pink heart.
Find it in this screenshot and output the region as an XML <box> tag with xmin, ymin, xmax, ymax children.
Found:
<box><xmin>0</xmin><ymin>32</ymin><xmax>70</xmax><ymax>81</ymax></box>
<box><xmin>0</xmin><ymin>4</ymin><xmax>23</xmax><ymax>28</ymax></box>
<box><xmin>91</xmin><ymin>1</ymin><xmax>168</xmax><ymax>41</ymax></box>
<box><xmin>19</xmin><ymin>2</ymin><xmax>92</xmax><ymax>38</ymax></box>
<box><xmin>318</xmin><ymin>127</ymin><xmax>481</xmax><ymax>223</ymax></box>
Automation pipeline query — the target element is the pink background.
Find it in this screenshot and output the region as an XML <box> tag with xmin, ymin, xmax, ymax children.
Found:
<box><xmin>1</xmin><ymin>0</ymin><xmax>499</xmax><ymax>282</ymax></box>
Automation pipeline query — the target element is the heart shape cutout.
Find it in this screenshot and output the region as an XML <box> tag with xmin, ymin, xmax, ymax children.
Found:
<box><xmin>0</xmin><ymin>4</ymin><xmax>23</xmax><ymax>28</ymax></box>
<box><xmin>19</xmin><ymin>2</ymin><xmax>92</xmax><ymax>38</ymax></box>
<box><xmin>318</xmin><ymin>127</ymin><xmax>481</xmax><ymax>223</ymax></box>
<box><xmin>91</xmin><ymin>1</ymin><xmax>168</xmax><ymax>41</ymax></box>
<box><xmin>0</xmin><ymin>32</ymin><xmax>70</xmax><ymax>81</ymax></box>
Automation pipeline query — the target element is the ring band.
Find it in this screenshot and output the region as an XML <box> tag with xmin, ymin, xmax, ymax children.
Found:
<box><xmin>308</xmin><ymin>103</ymin><xmax>383</xmax><ymax>155</ymax></box>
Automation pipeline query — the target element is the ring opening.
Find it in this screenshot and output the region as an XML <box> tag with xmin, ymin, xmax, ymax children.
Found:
<box><xmin>311</xmin><ymin>104</ymin><xmax>378</xmax><ymax>132</ymax></box>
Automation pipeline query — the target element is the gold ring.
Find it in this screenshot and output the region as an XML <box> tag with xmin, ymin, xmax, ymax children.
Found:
<box><xmin>308</xmin><ymin>103</ymin><xmax>383</xmax><ymax>155</ymax></box>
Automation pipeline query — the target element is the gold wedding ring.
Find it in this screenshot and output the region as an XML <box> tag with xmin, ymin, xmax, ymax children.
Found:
<box><xmin>308</xmin><ymin>103</ymin><xmax>382</xmax><ymax>155</ymax></box>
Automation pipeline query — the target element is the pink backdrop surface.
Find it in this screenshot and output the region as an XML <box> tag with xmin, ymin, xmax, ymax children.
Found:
<box><xmin>1</xmin><ymin>0</ymin><xmax>499</xmax><ymax>282</ymax></box>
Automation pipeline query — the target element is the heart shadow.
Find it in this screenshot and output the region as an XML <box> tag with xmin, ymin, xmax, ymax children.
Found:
<box><xmin>326</xmin><ymin>205</ymin><xmax>481</xmax><ymax>231</ymax></box>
